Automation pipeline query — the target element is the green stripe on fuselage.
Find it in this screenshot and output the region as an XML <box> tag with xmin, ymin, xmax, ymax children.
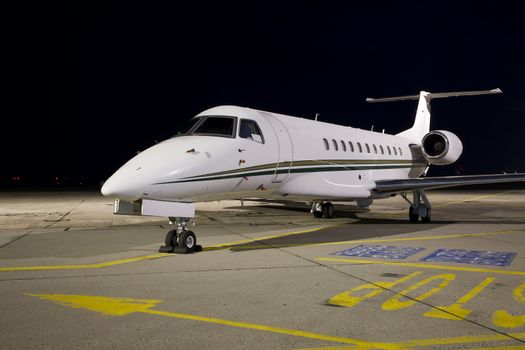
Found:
<box><xmin>153</xmin><ymin>160</ymin><xmax>427</xmax><ymax>184</ymax></box>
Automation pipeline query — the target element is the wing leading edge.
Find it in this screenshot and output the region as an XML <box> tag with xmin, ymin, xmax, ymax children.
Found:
<box><xmin>374</xmin><ymin>173</ymin><xmax>525</xmax><ymax>193</ymax></box>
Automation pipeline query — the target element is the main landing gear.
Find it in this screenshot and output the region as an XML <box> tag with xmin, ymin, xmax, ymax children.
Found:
<box><xmin>159</xmin><ymin>217</ymin><xmax>203</xmax><ymax>254</ymax></box>
<box><xmin>402</xmin><ymin>189</ymin><xmax>432</xmax><ymax>223</ymax></box>
<box><xmin>311</xmin><ymin>201</ymin><xmax>335</xmax><ymax>219</ymax></box>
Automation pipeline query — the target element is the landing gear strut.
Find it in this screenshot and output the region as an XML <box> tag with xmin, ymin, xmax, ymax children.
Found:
<box><xmin>311</xmin><ymin>201</ymin><xmax>335</xmax><ymax>219</ymax></box>
<box><xmin>402</xmin><ymin>189</ymin><xmax>432</xmax><ymax>223</ymax></box>
<box><xmin>159</xmin><ymin>217</ymin><xmax>202</xmax><ymax>253</ymax></box>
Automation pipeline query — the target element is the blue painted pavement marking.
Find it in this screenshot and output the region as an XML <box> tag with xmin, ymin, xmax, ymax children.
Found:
<box><xmin>333</xmin><ymin>245</ymin><xmax>426</xmax><ymax>260</ymax></box>
<box><xmin>420</xmin><ymin>249</ymin><xmax>517</xmax><ymax>266</ymax></box>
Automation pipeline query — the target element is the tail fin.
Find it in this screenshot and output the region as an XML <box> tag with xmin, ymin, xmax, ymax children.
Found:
<box><xmin>366</xmin><ymin>88</ymin><xmax>502</xmax><ymax>142</ymax></box>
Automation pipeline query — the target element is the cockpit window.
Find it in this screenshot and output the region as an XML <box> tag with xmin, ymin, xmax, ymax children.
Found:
<box><xmin>171</xmin><ymin>117</ymin><xmax>201</xmax><ymax>137</ymax></box>
<box><xmin>239</xmin><ymin>119</ymin><xmax>264</xmax><ymax>143</ymax></box>
<box><xmin>190</xmin><ymin>116</ymin><xmax>237</xmax><ymax>138</ymax></box>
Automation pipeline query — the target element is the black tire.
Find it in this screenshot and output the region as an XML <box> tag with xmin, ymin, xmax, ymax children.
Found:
<box><xmin>178</xmin><ymin>230</ymin><xmax>197</xmax><ymax>250</ymax></box>
<box><xmin>322</xmin><ymin>202</ymin><xmax>335</xmax><ymax>219</ymax></box>
<box><xmin>165</xmin><ymin>229</ymin><xmax>177</xmax><ymax>246</ymax></box>
<box><xmin>421</xmin><ymin>207</ymin><xmax>432</xmax><ymax>223</ymax></box>
<box><xmin>409</xmin><ymin>206</ymin><xmax>419</xmax><ymax>223</ymax></box>
<box><xmin>313</xmin><ymin>210</ymin><xmax>323</xmax><ymax>218</ymax></box>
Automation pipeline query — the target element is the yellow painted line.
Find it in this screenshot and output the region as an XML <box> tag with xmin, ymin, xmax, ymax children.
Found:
<box><xmin>299</xmin><ymin>332</ymin><xmax>525</xmax><ymax>349</ymax></box>
<box><xmin>203</xmin><ymin>226</ymin><xmax>329</xmax><ymax>251</ymax></box>
<box><xmin>317</xmin><ymin>257</ymin><xmax>525</xmax><ymax>276</ymax></box>
<box><xmin>27</xmin><ymin>293</ymin><xmax>403</xmax><ymax>349</ymax></box>
<box><xmin>382</xmin><ymin>190</ymin><xmax>516</xmax><ymax>216</ymax></box>
<box><xmin>464</xmin><ymin>346</ymin><xmax>525</xmax><ymax>350</ymax></box>
<box><xmin>423</xmin><ymin>277</ymin><xmax>495</xmax><ymax>320</ymax></box>
<box><xmin>0</xmin><ymin>253</ymin><xmax>170</xmax><ymax>272</ymax></box>
<box><xmin>432</xmin><ymin>190</ymin><xmax>517</xmax><ymax>209</ymax></box>
<box><xmin>223</xmin><ymin>229</ymin><xmax>519</xmax><ymax>251</ymax></box>
<box><xmin>397</xmin><ymin>332</ymin><xmax>525</xmax><ymax>348</ymax></box>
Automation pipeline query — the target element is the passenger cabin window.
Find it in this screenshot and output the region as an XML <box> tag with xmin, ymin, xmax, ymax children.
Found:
<box><xmin>399</xmin><ymin>147</ymin><xmax>403</xmax><ymax>156</ymax></box>
<box><xmin>349</xmin><ymin>141</ymin><xmax>354</xmax><ymax>152</ymax></box>
<box><xmin>191</xmin><ymin>116</ymin><xmax>236</xmax><ymax>138</ymax></box>
<box><xmin>332</xmin><ymin>139</ymin><xmax>338</xmax><ymax>151</ymax></box>
<box><xmin>341</xmin><ymin>140</ymin><xmax>347</xmax><ymax>152</ymax></box>
<box><xmin>239</xmin><ymin>119</ymin><xmax>264</xmax><ymax>143</ymax></box>
<box><xmin>357</xmin><ymin>142</ymin><xmax>363</xmax><ymax>153</ymax></box>
<box><xmin>365</xmin><ymin>143</ymin><xmax>371</xmax><ymax>153</ymax></box>
<box><xmin>380</xmin><ymin>145</ymin><xmax>384</xmax><ymax>154</ymax></box>
<box><xmin>323</xmin><ymin>138</ymin><xmax>329</xmax><ymax>150</ymax></box>
<box><xmin>387</xmin><ymin>146</ymin><xmax>391</xmax><ymax>155</ymax></box>
<box><xmin>373</xmin><ymin>144</ymin><xmax>378</xmax><ymax>154</ymax></box>
<box><xmin>393</xmin><ymin>147</ymin><xmax>397</xmax><ymax>156</ymax></box>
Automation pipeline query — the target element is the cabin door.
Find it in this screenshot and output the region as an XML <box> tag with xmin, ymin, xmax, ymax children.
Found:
<box><xmin>260</xmin><ymin>112</ymin><xmax>293</xmax><ymax>182</ymax></box>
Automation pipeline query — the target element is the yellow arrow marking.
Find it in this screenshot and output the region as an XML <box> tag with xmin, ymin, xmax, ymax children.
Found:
<box><xmin>0</xmin><ymin>253</ymin><xmax>170</xmax><ymax>272</ymax></box>
<box><xmin>28</xmin><ymin>294</ymin><xmax>162</xmax><ymax>316</ymax></box>
<box><xmin>26</xmin><ymin>293</ymin><xmax>402</xmax><ymax>349</ymax></box>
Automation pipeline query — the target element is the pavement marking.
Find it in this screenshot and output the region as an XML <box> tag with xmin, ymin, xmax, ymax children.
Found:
<box><xmin>381</xmin><ymin>273</ymin><xmax>456</xmax><ymax>311</ymax></box>
<box><xmin>299</xmin><ymin>332</ymin><xmax>525</xmax><ymax>349</ymax></box>
<box><xmin>328</xmin><ymin>271</ymin><xmax>422</xmax><ymax>308</ymax></box>
<box><xmin>381</xmin><ymin>190</ymin><xmax>516</xmax><ymax>216</ymax></box>
<box><xmin>493</xmin><ymin>282</ymin><xmax>525</xmax><ymax>328</ymax></box>
<box><xmin>397</xmin><ymin>332</ymin><xmax>525</xmax><ymax>348</ymax></box>
<box><xmin>226</xmin><ymin>229</ymin><xmax>519</xmax><ymax>251</ymax></box>
<box><xmin>0</xmin><ymin>253</ymin><xmax>170</xmax><ymax>272</ymax></box>
<box><xmin>26</xmin><ymin>293</ymin><xmax>403</xmax><ymax>349</ymax></box>
<box><xmin>420</xmin><ymin>249</ymin><xmax>517</xmax><ymax>267</ymax></box>
<box><xmin>203</xmin><ymin>226</ymin><xmax>328</xmax><ymax>251</ymax></box>
<box><xmin>464</xmin><ymin>345</ymin><xmax>525</xmax><ymax>350</ymax></box>
<box><xmin>317</xmin><ymin>257</ymin><xmax>525</xmax><ymax>276</ymax></box>
<box><xmin>432</xmin><ymin>190</ymin><xmax>517</xmax><ymax>209</ymax></box>
<box><xmin>424</xmin><ymin>277</ymin><xmax>495</xmax><ymax>320</ymax></box>
<box><xmin>333</xmin><ymin>245</ymin><xmax>426</xmax><ymax>260</ymax></box>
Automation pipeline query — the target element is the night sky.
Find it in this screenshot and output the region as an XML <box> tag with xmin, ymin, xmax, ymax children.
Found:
<box><xmin>4</xmin><ymin>1</ymin><xmax>525</xmax><ymax>187</ymax></box>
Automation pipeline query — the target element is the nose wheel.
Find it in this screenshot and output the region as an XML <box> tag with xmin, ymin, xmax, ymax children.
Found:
<box><xmin>159</xmin><ymin>217</ymin><xmax>202</xmax><ymax>253</ymax></box>
<box><xmin>311</xmin><ymin>201</ymin><xmax>335</xmax><ymax>219</ymax></box>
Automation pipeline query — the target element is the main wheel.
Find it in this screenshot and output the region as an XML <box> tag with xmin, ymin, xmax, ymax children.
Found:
<box><xmin>322</xmin><ymin>202</ymin><xmax>335</xmax><ymax>219</ymax></box>
<box><xmin>165</xmin><ymin>229</ymin><xmax>177</xmax><ymax>246</ymax></box>
<box><xmin>313</xmin><ymin>210</ymin><xmax>323</xmax><ymax>218</ymax></box>
<box><xmin>421</xmin><ymin>207</ymin><xmax>432</xmax><ymax>223</ymax></box>
<box><xmin>409</xmin><ymin>205</ymin><xmax>419</xmax><ymax>223</ymax></box>
<box><xmin>178</xmin><ymin>230</ymin><xmax>197</xmax><ymax>250</ymax></box>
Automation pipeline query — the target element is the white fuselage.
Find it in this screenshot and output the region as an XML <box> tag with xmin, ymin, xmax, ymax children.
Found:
<box><xmin>101</xmin><ymin>105</ymin><xmax>427</xmax><ymax>203</ymax></box>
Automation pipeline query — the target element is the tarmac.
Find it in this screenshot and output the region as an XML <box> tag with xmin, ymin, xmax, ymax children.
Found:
<box><xmin>1</xmin><ymin>188</ymin><xmax>525</xmax><ymax>349</ymax></box>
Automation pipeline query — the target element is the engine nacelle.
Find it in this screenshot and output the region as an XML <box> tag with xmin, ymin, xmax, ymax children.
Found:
<box><xmin>421</xmin><ymin>130</ymin><xmax>463</xmax><ymax>165</ymax></box>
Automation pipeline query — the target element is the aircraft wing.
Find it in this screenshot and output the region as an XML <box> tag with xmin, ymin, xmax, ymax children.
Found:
<box><xmin>374</xmin><ymin>173</ymin><xmax>525</xmax><ymax>193</ymax></box>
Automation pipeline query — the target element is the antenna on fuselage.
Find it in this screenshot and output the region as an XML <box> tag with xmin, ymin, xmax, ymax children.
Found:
<box><xmin>315</xmin><ymin>113</ymin><xmax>320</xmax><ymax>122</ymax></box>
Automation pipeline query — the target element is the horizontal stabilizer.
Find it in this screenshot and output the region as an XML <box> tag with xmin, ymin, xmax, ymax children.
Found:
<box><xmin>374</xmin><ymin>173</ymin><xmax>525</xmax><ymax>193</ymax></box>
<box><xmin>366</xmin><ymin>88</ymin><xmax>502</xmax><ymax>103</ymax></box>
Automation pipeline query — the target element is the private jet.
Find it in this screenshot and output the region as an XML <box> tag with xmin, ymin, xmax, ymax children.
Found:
<box><xmin>101</xmin><ymin>88</ymin><xmax>525</xmax><ymax>253</ymax></box>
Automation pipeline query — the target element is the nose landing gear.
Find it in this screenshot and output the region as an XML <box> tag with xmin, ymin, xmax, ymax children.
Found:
<box><xmin>159</xmin><ymin>217</ymin><xmax>202</xmax><ymax>253</ymax></box>
<box><xmin>311</xmin><ymin>201</ymin><xmax>335</xmax><ymax>219</ymax></box>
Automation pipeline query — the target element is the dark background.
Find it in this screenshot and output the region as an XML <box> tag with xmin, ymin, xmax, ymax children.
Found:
<box><xmin>4</xmin><ymin>1</ymin><xmax>525</xmax><ymax>188</ymax></box>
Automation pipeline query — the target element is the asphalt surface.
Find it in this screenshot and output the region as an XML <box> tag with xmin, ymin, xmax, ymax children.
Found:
<box><xmin>1</xmin><ymin>189</ymin><xmax>525</xmax><ymax>349</ymax></box>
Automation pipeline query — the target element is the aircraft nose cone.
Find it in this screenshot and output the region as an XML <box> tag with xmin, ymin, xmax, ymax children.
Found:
<box><xmin>101</xmin><ymin>173</ymin><xmax>144</xmax><ymax>201</ymax></box>
<box><xmin>100</xmin><ymin>179</ymin><xmax>115</xmax><ymax>197</ymax></box>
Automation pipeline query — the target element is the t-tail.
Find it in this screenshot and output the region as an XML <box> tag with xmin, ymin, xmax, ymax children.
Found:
<box><xmin>366</xmin><ymin>88</ymin><xmax>502</xmax><ymax>142</ymax></box>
